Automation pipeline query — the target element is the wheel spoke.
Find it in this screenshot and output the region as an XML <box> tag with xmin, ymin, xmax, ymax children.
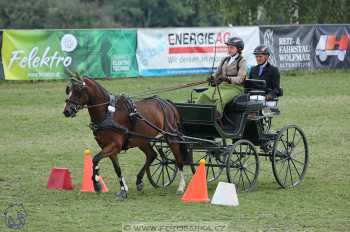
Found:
<box><xmin>288</xmin><ymin>160</ymin><xmax>294</xmax><ymax>186</ymax></box>
<box><xmin>291</xmin><ymin>157</ymin><xmax>305</xmax><ymax>166</ymax></box>
<box><xmin>244</xmin><ymin>166</ymin><xmax>256</xmax><ymax>176</ymax></box>
<box><xmin>242</xmin><ymin>168</ymin><xmax>252</xmax><ymax>186</ymax></box>
<box><xmin>149</xmin><ymin>162</ymin><xmax>161</xmax><ymax>167</ymax></box>
<box><xmin>293</xmin><ymin>136</ymin><xmax>303</xmax><ymax>148</ymax></box>
<box><xmin>151</xmin><ymin>165</ymin><xmax>161</xmax><ymax>178</ymax></box>
<box><xmin>232</xmin><ymin>168</ymin><xmax>240</xmax><ymax>182</ymax></box>
<box><xmin>277</xmin><ymin>158</ymin><xmax>287</xmax><ymax>179</ymax></box>
<box><xmin>155</xmin><ymin>166</ymin><xmax>163</xmax><ymax>185</ymax></box>
<box><xmin>283</xmin><ymin>160</ymin><xmax>290</xmax><ymax>186</ymax></box>
<box><xmin>280</xmin><ymin>137</ymin><xmax>288</xmax><ymax>151</ymax></box>
<box><xmin>227</xmin><ymin>141</ymin><xmax>258</xmax><ymax>191</ymax></box>
<box><xmin>240</xmin><ymin>171</ymin><xmax>246</xmax><ymax>190</ymax></box>
<box><xmin>291</xmin><ymin>150</ymin><xmax>305</xmax><ymax>158</ymax></box>
<box><xmin>210</xmin><ymin>165</ymin><xmax>216</xmax><ymax>179</ymax></box>
<box><xmin>235</xmin><ymin>170</ymin><xmax>241</xmax><ymax>187</ymax></box>
<box><xmin>292</xmin><ymin>128</ymin><xmax>297</xmax><ymax>144</ymax></box>
<box><xmin>241</xmin><ymin>147</ymin><xmax>251</xmax><ymax>166</ymax></box>
<box><xmin>272</xmin><ymin>126</ymin><xmax>308</xmax><ymax>188</ymax></box>
<box><xmin>147</xmin><ymin>143</ymin><xmax>179</xmax><ymax>188</ymax></box>
<box><xmin>275</xmin><ymin>155</ymin><xmax>289</xmax><ymax>163</ymax></box>
<box><xmin>230</xmin><ymin>156</ymin><xmax>240</xmax><ymax>167</ymax></box>
<box><xmin>165</xmin><ymin>165</ymin><xmax>171</xmax><ymax>183</ymax></box>
<box><xmin>167</xmin><ymin>165</ymin><xmax>176</xmax><ymax>172</ymax></box>
<box><xmin>290</xmin><ymin>158</ymin><xmax>302</xmax><ymax>179</ymax></box>
<box><xmin>244</xmin><ymin>160</ymin><xmax>256</xmax><ymax>169</ymax></box>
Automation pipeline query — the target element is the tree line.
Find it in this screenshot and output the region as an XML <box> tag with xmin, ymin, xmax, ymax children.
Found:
<box><xmin>0</xmin><ymin>0</ymin><xmax>349</xmax><ymax>29</ymax></box>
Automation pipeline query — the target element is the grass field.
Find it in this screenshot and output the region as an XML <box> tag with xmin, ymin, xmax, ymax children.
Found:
<box><xmin>1</xmin><ymin>70</ymin><xmax>350</xmax><ymax>232</ymax></box>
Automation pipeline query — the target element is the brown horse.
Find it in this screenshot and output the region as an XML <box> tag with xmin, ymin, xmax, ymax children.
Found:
<box><xmin>63</xmin><ymin>74</ymin><xmax>187</xmax><ymax>200</ymax></box>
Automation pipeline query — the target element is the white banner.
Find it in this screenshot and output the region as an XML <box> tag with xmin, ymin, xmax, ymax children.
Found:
<box><xmin>137</xmin><ymin>27</ymin><xmax>260</xmax><ymax>76</ymax></box>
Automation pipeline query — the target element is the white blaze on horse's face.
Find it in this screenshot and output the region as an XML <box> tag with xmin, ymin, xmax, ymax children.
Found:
<box><xmin>63</xmin><ymin>83</ymin><xmax>83</xmax><ymax>117</ymax></box>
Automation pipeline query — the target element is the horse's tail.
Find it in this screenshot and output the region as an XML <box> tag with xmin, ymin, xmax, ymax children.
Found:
<box><xmin>179</xmin><ymin>140</ymin><xmax>191</xmax><ymax>164</ymax></box>
<box><xmin>149</xmin><ymin>97</ymin><xmax>190</xmax><ymax>164</ymax></box>
<box><xmin>165</xmin><ymin>99</ymin><xmax>191</xmax><ymax>164</ymax></box>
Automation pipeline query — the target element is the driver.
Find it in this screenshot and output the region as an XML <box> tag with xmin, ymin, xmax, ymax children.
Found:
<box><xmin>196</xmin><ymin>37</ymin><xmax>248</xmax><ymax>115</ymax></box>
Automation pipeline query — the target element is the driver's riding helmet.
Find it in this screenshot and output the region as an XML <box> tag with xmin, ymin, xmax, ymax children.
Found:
<box><xmin>225</xmin><ymin>37</ymin><xmax>244</xmax><ymax>52</ymax></box>
<box><xmin>253</xmin><ymin>45</ymin><xmax>270</xmax><ymax>56</ymax></box>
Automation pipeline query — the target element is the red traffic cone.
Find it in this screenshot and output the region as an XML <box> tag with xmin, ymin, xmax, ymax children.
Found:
<box><xmin>182</xmin><ymin>159</ymin><xmax>209</xmax><ymax>203</ymax></box>
<box><xmin>47</xmin><ymin>167</ymin><xmax>74</xmax><ymax>190</ymax></box>
<box><xmin>81</xmin><ymin>149</ymin><xmax>108</xmax><ymax>192</ymax></box>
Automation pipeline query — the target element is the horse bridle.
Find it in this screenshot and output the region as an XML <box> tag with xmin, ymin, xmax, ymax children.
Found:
<box><xmin>65</xmin><ymin>81</ymin><xmax>110</xmax><ymax>111</ymax></box>
<box><xmin>65</xmin><ymin>98</ymin><xmax>109</xmax><ymax>112</ymax></box>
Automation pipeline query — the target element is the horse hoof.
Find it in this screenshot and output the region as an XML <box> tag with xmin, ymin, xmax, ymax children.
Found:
<box><xmin>93</xmin><ymin>182</ymin><xmax>102</xmax><ymax>193</ymax></box>
<box><xmin>136</xmin><ymin>182</ymin><xmax>144</xmax><ymax>191</ymax></box>
<box><xmin>176</xmin><ymin>189</ymin><xmax>184</xmax><ymax>195</ymax></box>
<box><xmin>116</xmin><ymin>190</ymin><xmax>128</xmax><ymax>201</ymax></box>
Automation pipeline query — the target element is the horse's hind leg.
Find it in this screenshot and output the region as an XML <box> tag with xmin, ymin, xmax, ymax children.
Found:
<box><xmin>168</xmin><ymin>143</ymin><xmax>186</xmax><ymax>195</ymax></box>
<box><xmin>136</xmin><ymin>143</ymin><xmax>157</xmax><ymax>191</ymax></box>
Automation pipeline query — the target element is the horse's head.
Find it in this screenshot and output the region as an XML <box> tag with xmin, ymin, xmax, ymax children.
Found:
<box><xmin>63</xmin><ymin>72</ymin><xmax>90</xmax><ymax>117</ymax></box>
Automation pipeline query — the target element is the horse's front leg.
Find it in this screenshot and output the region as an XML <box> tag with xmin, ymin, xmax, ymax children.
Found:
<box><xmin>92</xmin><ymin>151</ymin><xmax>104</xmax><ymax>193</ymax></box>
<box><xmin>110</xmin><ymin>155</ymin><xmax>128</xmax><ymax>201</ymax></box>
<box><xmin>92</xmin><ymin>143</ymin><xmax>121</xmax><ymax>194</ymax></box>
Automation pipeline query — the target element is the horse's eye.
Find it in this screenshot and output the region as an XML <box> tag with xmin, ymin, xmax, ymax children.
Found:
<box><xmin>65</xmin><ymin>86</ymin><xmax>71</xmax><ymax>95</ymax></box>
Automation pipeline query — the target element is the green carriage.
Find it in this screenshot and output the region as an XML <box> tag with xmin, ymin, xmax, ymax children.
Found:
<box><xmin>146</xmin><ymin>80</ymin><xmax>309</xmax><ymax>192</ymax></box>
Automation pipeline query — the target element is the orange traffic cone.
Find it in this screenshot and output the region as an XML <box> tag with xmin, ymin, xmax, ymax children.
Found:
<box><xmin>182</xmin><ymin>159</ymin><xmax>209</xmax><ymax>203</ymax></box>
<box><xmin>81</xmin><ymin>149</ymin><xmax>108</xmax><ymax>192</ymax></box>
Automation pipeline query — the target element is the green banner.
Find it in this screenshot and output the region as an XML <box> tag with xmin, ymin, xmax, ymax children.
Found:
<box><xmin>2</xmin><ymin>29</ymin><xmax>138</xmax><ymax>80</ymax></box>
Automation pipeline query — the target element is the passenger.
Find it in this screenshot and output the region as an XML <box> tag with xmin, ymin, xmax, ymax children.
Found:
<box><xmin>196</xmin><ymin>37</ymin><xmax>248</xmax><ymax>114</ymax></box>
<box><xmin>249</xmin><ymin>45</ymin><xmax>281</xmax><ymax>100</ymax></box>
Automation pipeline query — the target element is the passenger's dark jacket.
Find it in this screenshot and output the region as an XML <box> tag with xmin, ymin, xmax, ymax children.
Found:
<box><xmin>249</xmin><ymin>62</ymin><xmax>281</xmax><ymax>98</ymax></box>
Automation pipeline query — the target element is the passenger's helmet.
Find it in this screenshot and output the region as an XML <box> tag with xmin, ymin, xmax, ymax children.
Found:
<box><xmin>253</xmin><ymin>45</ymin><xmax>270</xmax><ymax>55</ymax></box>
<box><xmin>225</xmin><ymin>37</ymin><xmax>244</xmax><ymax>51</ymax></box>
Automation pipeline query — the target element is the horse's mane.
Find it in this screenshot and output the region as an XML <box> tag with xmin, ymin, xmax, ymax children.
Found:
<box><xmin>84</xmin><ymin>77</ymin><xmax>110</xmax><ymax>99</ymax></box>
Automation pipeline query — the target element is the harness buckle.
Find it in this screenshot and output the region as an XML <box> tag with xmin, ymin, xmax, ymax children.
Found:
<box><xmin>108</xmin><ymin>105</ymin><xmax>116</xmax><ymax>112</ymax></box>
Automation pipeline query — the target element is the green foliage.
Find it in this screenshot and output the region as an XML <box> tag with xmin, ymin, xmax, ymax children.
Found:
<box><xmin>0</xmin><ymin>0</ymin><xmax>348</xmax><ymax>28</ymax></box>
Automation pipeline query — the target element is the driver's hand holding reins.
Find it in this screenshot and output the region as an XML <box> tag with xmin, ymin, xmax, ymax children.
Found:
<box><xmin>207</xmin><ymin>75</ymin><xmax>230</xmax><ymax>86</ymax></box>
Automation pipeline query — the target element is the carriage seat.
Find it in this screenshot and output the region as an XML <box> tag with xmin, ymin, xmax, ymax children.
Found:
<box><xmin>244</xmin><ymin>79</ymin><xmax>267</xmax><ymax>93</ymax></box>
<box><xmin>221</xmin><ymin>94</ymin><xmax>263</xmax><ymax>134</ymax></box>
<box><xmin>225</xmin><ymin>94</ymin><xmax>263</xmax><ymax>113</ymax></box>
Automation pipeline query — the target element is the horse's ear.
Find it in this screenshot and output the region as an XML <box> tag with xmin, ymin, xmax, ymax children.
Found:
<box><xmin>65</xmin><ymin>68</ymin><xmax>75</xmax><ymax>78</ymax></box>
<box><xmin>74</xmin><ymin>72</ymin><xmax>84</xmax><ymax>82</ymax></box>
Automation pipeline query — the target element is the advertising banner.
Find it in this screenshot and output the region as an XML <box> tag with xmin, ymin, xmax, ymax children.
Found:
<box><xmin>260</xmin><ymin>25</ymin><xmax>315</xmax><ymax>71</ymax></box>
<box><xmin>137</xmin><ymin>27</ymin><xmax>260</xmax><ymax>76</ymax></box>
<box><xmin>313</xmin><ymin>25</ymin><xmax>350</xmax><ymax>69</ymax></box>
<box><xmin>2</xmin><ymin>29</ymin><xmax>138</xmax><ymax>80</ymax></box>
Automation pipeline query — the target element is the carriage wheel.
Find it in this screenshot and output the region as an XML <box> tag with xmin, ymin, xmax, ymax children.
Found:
<box><xmin>272</xmin><ymin>125</ymin><xmax>309</xmax><ymax>188</ymax></box>
<box><xmin>226</xmin><ymin>140</ymin><xmax>259</xmax><ymax>192</ymax></box>
<box><xmin>146</xmin><ymin>142</ymin><xmax>178</xmax><ymax>188</ymax></box>
<box><xmin>190</xmin><ymin>149</ymin><xmax>226</xmax><ymax>182</ymax></box>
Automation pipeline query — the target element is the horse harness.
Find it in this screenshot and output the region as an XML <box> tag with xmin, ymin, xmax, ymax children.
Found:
<box><xmin>89</xmin><ymin>94</ymin><xmax>182</xmax><ymax>150</ymax></box>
